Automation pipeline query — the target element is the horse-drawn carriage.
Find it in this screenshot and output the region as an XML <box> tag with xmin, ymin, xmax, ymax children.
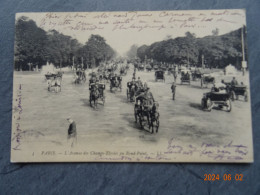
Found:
<box><xmin>45</xmin><ymin>73</ymin><xmax>62</xmax><ymax>92</ymax></box>
<box><xmin>153</xmin><ymin>65</ymin><xmax>159</xmax><ymax>71</ymax></box>
<box><xmin>155</xmin><ymin>70</ymin><xmax>165</xmax><ymax>82</ymax></box>
<box><xmin>191</xmin><ymin>70</ymin><xmax>203</xmax><ymax>81</ymax></box>
<box><xmin>134</xmin><ymin>97</ymin><xmax>160</xmax><ymax>133</ymax></box>
<box><xmin>201</xmin><ymin>91</ymin><xmax>231</xmax><ymax>112</ymax></box>
<box><xmin>120</xmin><ymin>67</ymin><xmax>127</xmax><ymax>76</ymax></box>
<box><xmin>201</xmin><ymin>74</ymin><xmax>215</xmax><ymax>88</ymax></box>
<box><xmin>138</xmin><ymin>64</ymin><xmax>145</xmax><ymax>71</ymax></box>
<box><xmin>145</xmin><ymin>64</ymin><xmax>152</xmax><ymax>72</ymax></box>
<box><xmin>74</xmin><ymin>69</ymin><xmax>86</xmax><ymax>84</ymax></box>
<box><xmin>89</xmin><ymin>82</ymin><xmax>106</xmax><ymax>108</ymax></box>
<box><xmin>126</xmin><ymin>81</ymin><xmax>138</xmax><ymax>102</ymax></box>
<box><xmin>110</xmin><ymin>76</ymin><xmax>122</xmax><ymax>92</ymax></box>
<box><xmin>180</xmin><ymin>70</ymin><xmax>191</xmax><ymax>84</ymax></box>
<box><xmin>160</xmin><ymin>65</ymin><xmax>167</xmax><ymax>72</ymax></box>
<box><xmin>45</xmin><ymin>71</ymin><xmax>63</xmax><ymax>80</ymax></box>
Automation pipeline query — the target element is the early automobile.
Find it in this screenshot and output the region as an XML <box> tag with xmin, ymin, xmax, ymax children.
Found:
<box><xmin>225</xmin><ymin>83</ymin><xmax>248</xmax><ymax>102</ymax></box>
<box><xmin>155</xmin><ymin>70</ymin><xmax>165</xmax><ymax>82</ymax></box>
<box><xmin>201</xmin><ymin>90</ymin><xmax>231</xmax><ymax>112</ymax></box>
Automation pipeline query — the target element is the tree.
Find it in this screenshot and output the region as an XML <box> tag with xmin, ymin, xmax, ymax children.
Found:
<box><xmin>81</xmin><ymin>34</ymin><xmax>115</xmax><ymax>68</ymax></box>
<box><xmin>15</xmin><ymin>16</ymin><xmax>48</xmax><ymax>70</ymax></box>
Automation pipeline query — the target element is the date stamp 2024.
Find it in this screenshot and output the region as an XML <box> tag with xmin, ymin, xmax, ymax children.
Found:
<box><xmin>204</xmin><ymin>174</ymin><xmax>243</xmax><ymax>181</ymax></box>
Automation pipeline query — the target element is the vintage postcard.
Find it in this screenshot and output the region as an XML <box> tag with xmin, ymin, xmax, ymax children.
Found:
<box><xmin>11</xmin><ymin>9</ymin><xmax>253</xmax><ymax>162</ymax></box>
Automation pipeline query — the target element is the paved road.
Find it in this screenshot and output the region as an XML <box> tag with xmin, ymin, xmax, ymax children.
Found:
<box><xmin>12</xmin><ymin>66</ymin><xmax>253</xmax><ymax>161</ymax></box>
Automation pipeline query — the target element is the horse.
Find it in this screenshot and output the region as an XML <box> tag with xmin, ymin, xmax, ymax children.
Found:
<box><xmin>148</xmin><ymin>102</ymin><xmax>160</xmax><ymax>133</ymax></box>
<box><xmin>89</xmin><ymin>84</ymin><xmax>100</xmax><ymax>109</ymax></box>
<box><xmin>134</xmin><ymin>97</ymin><xmax>160</xmax><ymax>133</ymax></box>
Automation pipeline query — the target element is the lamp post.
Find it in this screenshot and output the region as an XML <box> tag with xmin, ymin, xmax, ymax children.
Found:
<box><xmin>241</xmin><ymin>26</ymin><xmax>247</xmax><ymax>76</ymax></box>
<box><xmin>201</xmin><ymin>55</ymin><xmax>205</xmax><ymax>69</ymax></box>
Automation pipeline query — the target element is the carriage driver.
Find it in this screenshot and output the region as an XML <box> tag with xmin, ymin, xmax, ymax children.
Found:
<box><xmin>136</xmin><ymin>77</ymin><xmax>143</xmax><ymax>88</ymax></box>
<box><xmin>135</xmin><ymin>87</ymin><xmax>155</xmax><ymax>111</ymax></box>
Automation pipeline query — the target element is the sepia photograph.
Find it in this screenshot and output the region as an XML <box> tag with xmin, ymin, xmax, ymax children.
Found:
<box><xmin>11</xmin><ymin>10</ymin><xmax>253</xmax><ymax>162</ymax></box>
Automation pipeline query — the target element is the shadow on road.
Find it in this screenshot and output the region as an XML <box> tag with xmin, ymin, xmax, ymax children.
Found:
<box><xmin>114</xmin><ymin>93</ymin><xmax>128</xmax><ymax>103</ymax></box>
<box><xmin>80</xmin><ymin>98</ymin><xmax>89</xmax><ymax>107</ymax></box>
<box><xmin>189</xmin><ymin>102</ymin><xmax>203</xmax><ymax>111</ymax></box>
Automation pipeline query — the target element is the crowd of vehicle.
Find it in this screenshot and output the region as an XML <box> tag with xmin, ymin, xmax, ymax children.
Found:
<box><xmin>44</xmin><ymin>58</ymin><xmax>249</xmax><ymax>133</ymax></box>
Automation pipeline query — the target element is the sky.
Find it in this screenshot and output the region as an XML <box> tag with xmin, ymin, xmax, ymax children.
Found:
<box><xmin>16</xmin><ymin>10</ymin><xmax>246</xmax><ymax>56</ymax></box>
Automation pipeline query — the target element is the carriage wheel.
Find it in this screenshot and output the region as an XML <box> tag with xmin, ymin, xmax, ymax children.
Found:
<box><xmin>206</xmin><ymin>99</ymin><xmax>212</xmax><ymax>112</ymax></box>
<box><xmin>226</xmin><ymin>99</ymin><xmax>232</xmax><ymax>112</ymax></box>
<box><xmin>244</xmin><ymin>91</ymin><xmax>248</xmax><ymax>102</ymax></box>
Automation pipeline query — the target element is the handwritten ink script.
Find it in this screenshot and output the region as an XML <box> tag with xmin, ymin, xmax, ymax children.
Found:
<box><xmin>165</xmin><ymin>138</ymin><xmax>248</xmax><ymax>161</ymax></box>
<box><xmin>12</xmin><ymin>84</ymin><xmax>23</xmax><ymax>150</ymax></box>
<box><xmin>38</xmin><ymin>10</ymin><xmax>245</xmax><ymax>32</ymax></box>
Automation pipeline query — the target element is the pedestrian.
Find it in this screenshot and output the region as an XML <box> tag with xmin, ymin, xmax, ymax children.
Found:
<box><xmin>171</xmin><ymin>82</ymin><xmax>176</xmax><ymax>100</ymax></box>
<box><xmin>67</xmin><ymin>117</ymin><xmax>77</xmax><ymax>147</ymax></box>
<box><xmin>173</xmin><ymin>70</ymin><xmax>177</xmax><ymax>82</ymax></box>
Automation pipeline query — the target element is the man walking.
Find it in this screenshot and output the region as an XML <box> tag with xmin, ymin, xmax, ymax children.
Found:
<box><xmin>67</xmin><ymin>118</ymin><xmax>77</xmax><ymax>147</ymax></box>
<box><xmin>171</xmin><ymin>82</ymin><xmax>176</xmax><ymax>100</ymax></box>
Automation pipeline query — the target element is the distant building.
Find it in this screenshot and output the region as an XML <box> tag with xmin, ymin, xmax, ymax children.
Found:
<box><xmin>225</xmin><ymin>64</ymin><xmax>237</xmax><ymax>75</ymax></box>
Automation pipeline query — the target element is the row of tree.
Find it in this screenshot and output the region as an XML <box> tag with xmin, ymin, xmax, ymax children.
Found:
<box><xmin>15</xmin><ymin>16</ymin><xmax>115</xmax><ymax>71</ymax></box>
<box><xmin>132</xmin><ymin>27</ymin><xmax>247</xmax><ymax>69</ymax></box>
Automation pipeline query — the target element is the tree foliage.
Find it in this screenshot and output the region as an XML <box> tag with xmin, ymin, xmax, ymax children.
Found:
<box><xmin>136</xmin><ymin>28</ymin><xmax>247</xmax><ymax>69</ymax></box>
<box><xmin>14</xmin><ymin>17</ymin><xmax>115</xmax><ymax>70</ymax></box>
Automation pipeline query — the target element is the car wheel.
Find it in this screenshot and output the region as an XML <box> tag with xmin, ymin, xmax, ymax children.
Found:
<box><xmin>226</xmin><ymin>99</ymin><xmax>232</xmax><ymax>112</ymax></box>
<box><xmin>206</xmin><ymin>99</ymin><xmax>212</xmax><ymax>112</ymax></box>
